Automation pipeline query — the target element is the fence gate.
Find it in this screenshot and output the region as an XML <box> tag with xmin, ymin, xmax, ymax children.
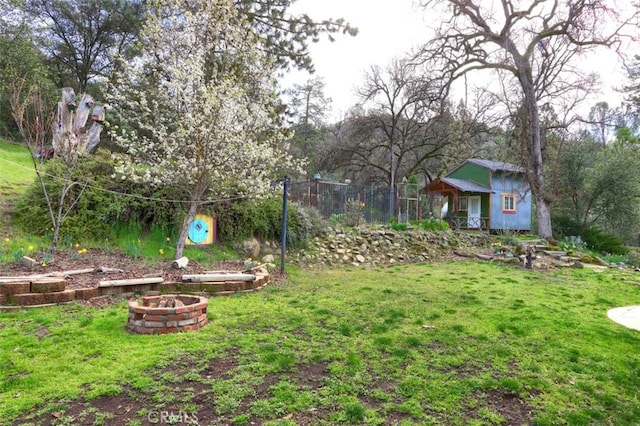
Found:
<box><xmin>396</xmin><ymin>183</ymin><xmax>421</xmax><ymax>224</ymax></box>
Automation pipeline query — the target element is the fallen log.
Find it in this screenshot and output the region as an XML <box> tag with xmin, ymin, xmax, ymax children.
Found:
<box><xmin>63</xmin><ymin>268</ymin><xmax>97</xmax><ymax>276</ymax></box>
<box><xmin>172</xmin><ymin>256</ymin><xmax>189</xmax><ymax>269</ymax></box>
<box><xmin>142</xmin><ymin>272</ymin><xmax>163</xmax><ymax>278</ymax></box>
<box><xmin>474</xmin><ymin>254</ymin><xmax>494</xmax><ymax>261</ymax></box>
<box><xmin>98</xmin><ymin>277</ymin><xmax>164</xmax><ymax>288</ymax></box>
<box><xmin>453</xmin><ymin>251</ymin><xmax>474</xmax><ymax>258</ymax></box>
<box><xmin>97</xmin><ymin>266</ymin><xmax>124</xmax><ymax>274</ymax></box>
<box><xmin>182</xmin><ymin>273</ymin><xmax>256</xmax><ymax>283</ymax></box>
<box><xmin>493</xmin><ymin>257</ymin><xmax>521</xmax><ymax>264</ymax></box>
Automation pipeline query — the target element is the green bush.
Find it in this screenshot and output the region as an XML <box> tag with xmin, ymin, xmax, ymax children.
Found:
<box><xmin>12</xmin><ymin>151</ymin><xmax>315</xmax><ymax>247</ymax></box>
<box><xmin>552</xmin><ymin>215</ymin><xmax>583</xmax><ymax>240</ymax></box>
<box><xmin>295</xmin><ymin>204</ymin><xmax>329</xmax><ymax>236</ymax></box>
<box><xmin>418</xmin><ymin>218</ymin><xmax>449</xmax><ymax>231</ymax></box>
<box><xmin>559</xmin><ymin>236</ymin><xmax>588</xmax><ymax>252</ymax></box>
<box><xmin>215</xmin><ymin>197</ymin><xmax>311</xmax><ymax>247</ymax></box>
<box><xmin>12</xmin><ymin>150</ymin><xmax>186</xmax><ymax>241</ymax></box>
<box><xmin>329</xmin><ymin>213</ymin><xmax>345</xmax><ymax>227</ymax></box>
<box><xmin>623</xmin><ymin>248</ymin><xmax>640</xmax><ymax>267</ymax></box>
<box><xmin>582</xmin><ymin>226</ymin><xmax>629</xmax><ymax>255</ymax></box>
<box><xmin>388</xmin><ymin>218</ymin><xmax>408</xmax><ymax>231</ymax></box>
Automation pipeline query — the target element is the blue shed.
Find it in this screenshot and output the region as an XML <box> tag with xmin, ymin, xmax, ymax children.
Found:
<box><xmin>425</xmin><ymin>159</ymin><xmax>532</xmax><ymax>232</ymax></box>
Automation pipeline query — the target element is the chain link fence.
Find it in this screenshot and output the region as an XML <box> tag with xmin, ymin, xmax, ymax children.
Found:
<box><xmin>289</xmin><ymin>180</ymin><xmax>423</xmax><ymax>225</ymax></box>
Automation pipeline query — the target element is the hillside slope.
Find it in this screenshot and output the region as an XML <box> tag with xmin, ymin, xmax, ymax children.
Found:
<box><xmin>0</xmin><ymin>140</ymin><xmax>35</xmax><ymax>224</ymax></box>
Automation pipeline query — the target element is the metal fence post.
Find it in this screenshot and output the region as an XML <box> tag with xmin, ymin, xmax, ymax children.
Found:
<box><xmin>280</xmin><ymin>176</ymin><xmax>289</xmax><ymax>274</ymax></box>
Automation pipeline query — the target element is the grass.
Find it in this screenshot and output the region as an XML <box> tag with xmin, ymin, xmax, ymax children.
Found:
<box><xmin>0</xmin><ymin>139</ymin><xmax>35</xmax><ymax>204</ymax></box>
<box><xmin>2</xmin><ymin>262</ymin><xmax>640</xmax><ymax>424</ymax></box>
<box><xmin>108</xmin><ymin>222</ymin><xmax>238</xmax><ymax>263</ymax></box>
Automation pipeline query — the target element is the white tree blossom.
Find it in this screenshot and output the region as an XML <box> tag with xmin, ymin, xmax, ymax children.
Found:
<box><xmin>107</xmin><ymin>0</ymin><xmax>302</xmax><ymax>258</ymax></box>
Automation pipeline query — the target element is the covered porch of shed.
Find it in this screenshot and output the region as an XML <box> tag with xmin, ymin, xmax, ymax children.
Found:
<box><xmin>425</xmin><ymin>177</ymin><xmax>491</xmax><ymax>231</ymax></box>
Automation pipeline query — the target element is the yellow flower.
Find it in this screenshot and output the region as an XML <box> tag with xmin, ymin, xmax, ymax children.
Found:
<box><xmin>166</xmin><ymin>237</ymin><xmax>171</xmax><ymax>242</ymax></box>
<box><xmin>3</xmin><ymin>237</ymin><xmax>9</xmax><ymax>243</ymax></box>
<box><xmin>159</xmin><ymin>249</ymin><xmax>164</xmax><ymax>255</ymax></box>
<box><xmin>28</xmin><ymin>245</ymin><xmax>34</xmax><ymax>252</ymax></box>
<box><xmin>41</xmin><ymin>262</ymin><xmax>47</xmax><ymax>267</ymax></box>
<box><xmin>74</xmin><ymin>243</ymin><xmax>79</xmax><ymax>248</ymax></box>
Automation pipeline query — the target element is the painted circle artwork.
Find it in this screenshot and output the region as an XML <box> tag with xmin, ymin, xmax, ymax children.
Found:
<box><xmin>188</xmin><ymin>218</ymin><xmax>209</xmax><ymax>244</ymax></box>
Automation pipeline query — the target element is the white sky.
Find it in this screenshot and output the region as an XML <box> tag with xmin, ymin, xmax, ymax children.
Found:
<box><xmin>285</xmin><ymin>0</ymin><xmax>431</xmax><ymax>120</ymax></box>
<box><xmin>283</xmin><ymin>0</ymin><xmax>630</xmax><ymax>123</ymax></box>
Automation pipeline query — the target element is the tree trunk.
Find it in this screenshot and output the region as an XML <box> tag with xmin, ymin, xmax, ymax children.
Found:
<box><xmin>514</xmin><ymin>52</ymin><xmax>554</xmax><ymax>240</ymax></box>
<box><xmin>175</xmin><ymin>199</ymin><xmax>200</xmax><ymax>260</ymax></box>
<box><xmin>535</xmin><ymin>193</ymin><xmax>553</xmax><ymax>239</ymax></box>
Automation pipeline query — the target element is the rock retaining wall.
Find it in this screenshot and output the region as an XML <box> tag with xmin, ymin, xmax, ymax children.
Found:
<box><xmin>295</xmin><ymin>228</ymin><xmax>492</xmax><ymax>266</ymax></box>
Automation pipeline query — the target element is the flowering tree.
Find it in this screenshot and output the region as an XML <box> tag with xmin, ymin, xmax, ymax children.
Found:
<box><xmin>107</xmin><ymin>0</ymin><xmax>301</xmax><ymax>259</ymax></box>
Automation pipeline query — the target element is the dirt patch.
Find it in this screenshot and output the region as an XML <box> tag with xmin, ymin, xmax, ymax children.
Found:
<box><xmin>13</xmin><ymin>346</ymin><xmax>538</xmax><ymax>426</ymax></box>
<box><xmin>465</xmin><ymin>389</ymin><xmax>535</xmax><ymax>425</ymax></box>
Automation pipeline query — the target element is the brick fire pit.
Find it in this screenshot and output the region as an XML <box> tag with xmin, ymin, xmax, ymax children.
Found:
<box><xmin>126</xmin><ymin>294</ymin><xmax>208</xmax><ymax>334</ymax></box>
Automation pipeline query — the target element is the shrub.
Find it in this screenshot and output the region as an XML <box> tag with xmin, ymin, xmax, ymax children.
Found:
<box><xmin>329</xmin><ymin>213</ymin><xmax>345</xmax><ymax>227</ymax></box>
<box><xmin>295</xmin><ymin>204</ymin><xmax>329</xmax><ymax>236</ymax></box>
<box><xmin>12</xmin><ymin>150</ymin><xmax>186</xmax><ymax>241</ymax></box>
<box><xmin>559</xmin><ymin>236</ymin><xmax>587</xmax><ymax>252</ymax></box>
<box><xmin>552</xmin><ymin>215</ymin><xmax>583</xmax><ymax>240</ymax></box>
<box><xmin>418</xmin><ymin>218</ymin><xmax>449</xmax><ymax>231</ymax></box>
<box><xmin>215</xmin><ymin>197</ymin><xmax>310</xmax><ymax>247</ymax></box>
<box><xmin>582</xmin><ymin>226</ymin><xmax>629</xmax><ymax>255</ymax></box>
<box><xmin>623</xmin><ymin>248</ymin><xmax>640</xmax><ymax>267</ymax></box>
<box><xmin>388</xmin><ymin>218</ymin><xmax>407</xmax><ymax>231</ymax></box>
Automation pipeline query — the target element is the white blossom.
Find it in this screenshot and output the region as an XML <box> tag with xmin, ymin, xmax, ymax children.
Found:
<box><xmin>106</xmin><ymin>0</ymin><xmax>303</xmax><ymax>257</ymax></box>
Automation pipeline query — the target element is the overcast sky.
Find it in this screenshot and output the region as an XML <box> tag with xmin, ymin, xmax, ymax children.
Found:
<box><xmin>284</xmin><ymin>0</ymin><xmax>629</xmax><ymax>123</ymax></box>
<box><xmin>286</xmin><ymin>0</ymin><xmax>430</xmax><ymax>120</ymax></box>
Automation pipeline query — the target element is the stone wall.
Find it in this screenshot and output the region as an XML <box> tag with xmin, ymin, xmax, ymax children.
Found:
<box><xmin>294</xmin><ymin>228</ymin><xmax>492</xmax><ymax>267</ymax></box>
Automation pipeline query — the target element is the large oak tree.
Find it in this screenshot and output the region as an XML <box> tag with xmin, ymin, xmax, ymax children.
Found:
<box><xmin>418</xmin><ymin>0</ymin><xmax>639</xmax><ymax>239</ymax></box>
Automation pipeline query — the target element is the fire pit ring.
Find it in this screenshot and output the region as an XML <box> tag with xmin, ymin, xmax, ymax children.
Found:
<box><xmin>126</xmin><ymin>294</ymin><xmax>208</xmax><ymax>334</ymax></box>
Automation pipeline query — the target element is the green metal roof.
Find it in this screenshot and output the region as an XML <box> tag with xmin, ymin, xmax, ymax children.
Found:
<box><xmin>441</xmin><ymin>177</ymin><xmax>491</xmax><ymax>193</ymax></box>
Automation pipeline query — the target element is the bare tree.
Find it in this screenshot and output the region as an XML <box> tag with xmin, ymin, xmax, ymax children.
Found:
<box><xmin>323</xmin><ymin>57</ymin><xmax>450</xmax><ymax>216</ymax></box>
<box><xmin>418</xmin><ymin>0</ymin><xmax>639</xmax><ymax>239</ymax></box>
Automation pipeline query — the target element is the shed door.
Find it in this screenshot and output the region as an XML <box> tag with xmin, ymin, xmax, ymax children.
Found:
<box><xmin>467</xmin><ymin>196</ymin><xmax>481</xmax><ymax>228</ymax></box>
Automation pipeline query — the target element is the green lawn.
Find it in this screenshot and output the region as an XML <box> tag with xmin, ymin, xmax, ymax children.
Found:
<box><xmin>2</xmin><ymin>262</ymin><xmax>640</xmax><ymax>425</ymax></box>
<box><xmin>0</xmin><ymin>139</ymin><xmax>35</xmax><ymax>203</ymax></box>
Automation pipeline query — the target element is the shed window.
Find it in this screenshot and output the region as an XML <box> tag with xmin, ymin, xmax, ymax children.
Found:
<box><xmin>502</xmin><ymin>193</ymin><xmax>517</xmax><ymax>213</ymax></box>
<box><xmin>458</xmin><ymin>196</ymin><xmax>468</xmax><ymax>211</ymax></box>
